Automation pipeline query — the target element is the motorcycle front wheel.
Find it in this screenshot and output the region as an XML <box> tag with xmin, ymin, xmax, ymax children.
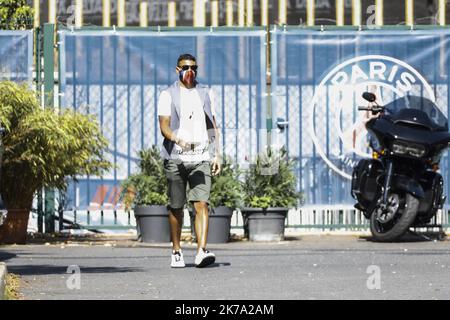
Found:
<box><xmin>369</xmin><ymin>193</ymin><xmax>419</xmax><ymax>242</ymax></box>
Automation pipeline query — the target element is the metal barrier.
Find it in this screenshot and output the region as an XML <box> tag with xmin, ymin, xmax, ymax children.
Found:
<box><xmin>50</xmin><ymin>206</ymin><xmax>450</xmax><ymax>233</ymax></box>
<box><xmin>286</xmin><ymin>207</ymin><xmax>450</xmax><ymax>231</ymax></box>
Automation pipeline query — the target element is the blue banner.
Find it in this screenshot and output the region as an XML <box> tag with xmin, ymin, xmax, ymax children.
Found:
<box><xmin>271</xmin><ymin>28</ymin><xmax>450</xmax><ymax>206</ymax></box>
<box><xmin>0</xmin><ymin>30</ymin><xmax>33</xmax><ymax>83</ymax></box>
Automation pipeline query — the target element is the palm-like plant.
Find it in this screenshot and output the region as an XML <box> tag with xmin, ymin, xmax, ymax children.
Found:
<box><xmin>0</xmin><ymin>81</ymin><xmax>111</xmax><ymax>243</ymax></box>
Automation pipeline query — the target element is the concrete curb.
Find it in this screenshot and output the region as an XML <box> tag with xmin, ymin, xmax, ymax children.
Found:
<box><xmin>0</xmin><ymin>262</ymin><xmax>6</xmax><ymax>300</ymax></box>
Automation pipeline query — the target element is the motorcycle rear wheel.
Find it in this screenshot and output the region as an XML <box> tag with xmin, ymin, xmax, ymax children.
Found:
<box><xmin>369</xmin><ymin>193</ymin><xmax>419</xmax><ymax>242</ymax></box>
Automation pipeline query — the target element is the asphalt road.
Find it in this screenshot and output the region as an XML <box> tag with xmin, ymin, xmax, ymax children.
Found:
<box><xmin>1</xmin><ymin>234</ymin><xmax>450</xmax><ymax>300</ymax></box>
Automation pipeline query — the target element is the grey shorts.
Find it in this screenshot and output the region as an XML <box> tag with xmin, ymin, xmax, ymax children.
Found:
<box><xmin>163</xmin><ymin>159</ymin><xmax>212</xmax><ymax>210</ymax></box>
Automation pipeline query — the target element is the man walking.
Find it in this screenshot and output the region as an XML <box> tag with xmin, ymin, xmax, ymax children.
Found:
<box><xmin>158</xmin><ymin>53</ymin><xmax>221</xmax><ymax>268</ymax></box>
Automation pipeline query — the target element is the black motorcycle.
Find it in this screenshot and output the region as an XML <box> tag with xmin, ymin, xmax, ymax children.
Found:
<box><xmin>351</xmin><ymin>92</ymin><xmax>450</xmax><ymax>241</ymax></box>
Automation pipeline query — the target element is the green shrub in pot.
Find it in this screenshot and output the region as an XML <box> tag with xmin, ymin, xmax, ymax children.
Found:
<box><xmin>241</xmin><ymin>147</ymin><xmax>302</xmax><ymax>241</ymax></box>
<box><xmin>243</xmin><ymin>147</ymin><xmax>301</xmax><ymax>209</ymax></box>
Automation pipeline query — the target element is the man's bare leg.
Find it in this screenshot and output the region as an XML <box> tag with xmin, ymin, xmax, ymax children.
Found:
<box><xmin>193</xmin><ymin>201</ymin><xmax>209</xmax><ymax>252</ymax></box>
<box><xmin>168</xmin><ymin>208</ymin><xmax>184</xmax><ymax>251</ymax></box>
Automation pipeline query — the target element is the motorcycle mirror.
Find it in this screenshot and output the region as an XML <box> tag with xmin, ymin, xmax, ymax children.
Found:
<box><xmin>362</xmin><ymin>92</ymin><xmax>377</xmax><ymax>102</ymax></box>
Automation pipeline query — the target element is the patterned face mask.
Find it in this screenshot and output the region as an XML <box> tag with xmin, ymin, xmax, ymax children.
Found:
<box><xmin>179</xmin><ymin>69</ymin><xmax>196</xmax><ymax>86</ymax></box>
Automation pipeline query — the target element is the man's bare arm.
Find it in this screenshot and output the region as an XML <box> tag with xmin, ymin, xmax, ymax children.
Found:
<box><xmin>159</xmin><ymin>116</ymin><xmax>189</xmax><ymax>149</ymax></box>
<box><xmin>159</xmin><ymin>116</ymin><xmax>175</xmax><ymax>141</ymax></box>
<box><xmin>212</xmin><ymin>117</ymin><xmax>221</xmax><ymax>156</ymax></box>
<box><xmin>211</xmin><ymin>116</ymin><xmax>222</xmax><ymax>175</ymax></box>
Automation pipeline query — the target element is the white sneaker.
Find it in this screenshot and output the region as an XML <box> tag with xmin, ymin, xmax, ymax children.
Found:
<box><xmin>195</xmin><ymin>249</ymin><xmax>216</xmax><ymax>268</ymax></box>
<box><xmin>171</xmin><ymin>250</ymin><xmax>185</xmax><ymax>268</ymax></box>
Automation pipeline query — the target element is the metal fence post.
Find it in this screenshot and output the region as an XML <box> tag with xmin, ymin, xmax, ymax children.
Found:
<box><xmin>103</xmin><ymin>0</ymin><xmax>111</xmax><ymax>27</ymax></box>
<box><xmin>336</xmin><ymin>0</ymin><xmax>345</xmax><ymax>26</ymax></box>
<box><xmin>352</xmin><ymin>0</ymin><xmax>362</xmax><ymax>26</ymax></box>
<box><xmin>48</xmin><ymin>0</ymin><xmax>56</xmax><ymax>24</ymax></box>
<box><xmin>375</xmin><ymin>0</ymin><xmax>384</xmax><ymax>26</ymax></box>
<box><xmin>117</xmin><ymin>0</ymin><xmax>126</xmax><ymax>27</ymax></box>
<box><xmin>75</xmin><ymin>0</ymin><xmax>83</xmax><ymax>28</ymax></box>
<box><xmin>35</xmin><ymin>26</ymin><xmax>44</xmax><ymax>233</ymax></box>
<box><xmin>306</xmin><ymin>0</ymin><xmax>315</xmax><ymax>26</ymax></box>
<box><xmin>266</xmin><ymin>26</ymin><xmax>272</xmax><ymax>148</ymax></box>
<box><xmin>439</xmin><ymin>0</ymin><xmax>446</xmax><ymax>26</ymax></box>
<box><xmin>278</xmin><ymin>0</ymin><xmax>287</xmax><ymax>25</ymax></box>
<box><xmin>405</xmin><ymin>0</ymin><xmax>414</xmax><ymax>26</ymax></box>
<box><xmin>193</xmin><ymin>0</ymin><xmax>206</xmax><ymax>27</ymax></box>
<box><xmin>33</xmin><ymin>0</ymin><xmax>40</xmax><ymax>28</ymax></box>
<box><xmin>261</xmin><ymin>0</ymin><xmax>269</xmax><ymax>26</ymax></box>
<box><xmin>139</xmin><ymin>1</ymin><xmax>149</xmax><ymax>27</ymax></box>
<box><xmin>43</xmin><ymin>23</ymin><xmax>55</xmax><ymax>233</ymax></box>
<box><xmin>246</xmin><ymin>0</ymin><xmax>254</xmax><ymax>27</ymax></box>
<box><xmin>238</xmin><ymin>0</ymin><xmax>245</xmax><ymax>27</ymax></box>
<box><xmin>226</xmin><ymin>0</ymin><xmax>234</xmax><ymax>26</ymax></box>
<box><xmin>168</xmin><ymin>1</ymin><xmax>177</xmax><ymax>27</ymax></box>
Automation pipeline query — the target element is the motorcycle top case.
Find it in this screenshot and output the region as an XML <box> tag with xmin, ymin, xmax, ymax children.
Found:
<box><xmin>351</xmin><ymin>159</ymin><xmax>383</xmax><ymax>211</ymax></box>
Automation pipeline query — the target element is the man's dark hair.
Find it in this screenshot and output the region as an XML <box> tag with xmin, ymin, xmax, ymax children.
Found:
<box><xmin>177</xmin><ymin>54</ymin><xmax>196</xmax><ymax>66</ymax></box>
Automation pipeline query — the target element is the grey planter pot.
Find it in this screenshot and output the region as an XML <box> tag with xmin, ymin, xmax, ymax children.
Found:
<box><xmin>134</xmin><ymin>205</ymin><xmax>170</xmax><ymax>243</ymax></box>
<box><xmin>241</xmin><ymin>207</ymin><xmax>289</xmax><ymax>242</ymax></box>
<box><xmin>189</xmin><ymin>206</ymin><xmax>234</xmax><ymax>243</ymax></box>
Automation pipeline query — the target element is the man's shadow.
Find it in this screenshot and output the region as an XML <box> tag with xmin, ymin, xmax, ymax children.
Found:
<box><xmin>185</xmin><ymin>262</ymin><xmax>231</xmax><ymax>268</ymax></box>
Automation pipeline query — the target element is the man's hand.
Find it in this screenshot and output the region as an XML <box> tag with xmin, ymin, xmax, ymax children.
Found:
<box><xmin>212</xmin><ymin>155</ymin><xmax>222</xmax><ymax>176</ymax></box>
<box><xmin>175</xmin><ymin>138</ymin><xmax>202</xmax><ymax>152</ymax></box>
<box><xmin>174</xmin><ymin>137</ymin><xmax>190</xmax><ymax>151</ymax></box>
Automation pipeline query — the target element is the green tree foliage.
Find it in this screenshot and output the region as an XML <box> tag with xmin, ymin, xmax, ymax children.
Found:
<box><xmin>0</xmin><ymin>81</ymin><xmax>111</xmax><ymax>209</ymax></box>
<box><xmin>0</xmin><ymin>0</ymin><xmax>34</xmax><ymax>30</ymax></box>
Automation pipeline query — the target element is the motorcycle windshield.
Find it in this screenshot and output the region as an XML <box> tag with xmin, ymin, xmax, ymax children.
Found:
<box><xmin>384</xmin><ymin>95</ymin><xmax>448</xmax><ymax>131</ymax></box>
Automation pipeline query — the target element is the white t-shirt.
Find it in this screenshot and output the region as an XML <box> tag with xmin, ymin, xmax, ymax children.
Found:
<box><xmin>157</xmin><ymin>85</ymin><xmax>217</xmax><ymax>162</ymax></box>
